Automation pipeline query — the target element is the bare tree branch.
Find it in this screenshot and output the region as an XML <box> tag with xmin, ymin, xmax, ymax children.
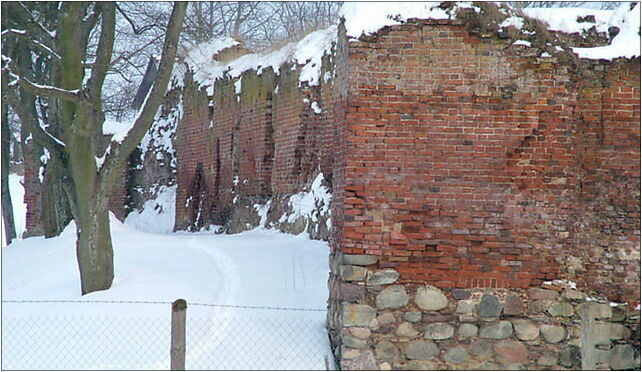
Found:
<box><xmin>2</xmin><ymin>28</ymin><xmax>61</xmax><ymax>60</ymax></box>
<box><xmin>99</xmin><ymin>1</ymin><xmax>186</xmax><ymax>188</ymax></box>
<box><xmin>116</xmin><ymin>3</ymin><xmax>158</xmax><ymax>35</ymax></box>
<box><xmin>2</xmin><ymin>71</ymin><xmax>65</xmax><ymax>155</ymax></box>
<box><xmin>87</xmin><ymin>2</ymin><xmax>115</xmax><ymax>105</ymax></box>
<box><xmin>14</xmin><ymin>2</ymin><xmax>57</xmax><ymax>42</ymax></box>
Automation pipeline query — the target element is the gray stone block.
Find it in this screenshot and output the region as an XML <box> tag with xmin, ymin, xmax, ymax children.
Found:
<box><xmin>376</xmin><ymin>285</ymin><xmax>408</xmax><ymax>309</ymax></box>
<box><xmin>561</xmin><ymin>288</ymin><xmax>587</xmax><ymax>301</ymax></box>
<box><xmin>341</xmin><ymin>283</ymin><xmax>365</xmax><ymax>302</ymax></box>
<box><xmin>404</xmin><ymin>311</ymin><xmax>422</xmax><ymax>323</ymax></box>
<box><xmin>340</xmin><ymin>265</ymin><xmax>368</xmax><ymax>281</ymax></box>
<box><xmin>478</xmin><ymin>294</ymin><xmax>502</xmax><ymax>318</ymax></box>
<box><xmin>366</xmin><ymin>269</ymin><xmax>399</xmax><ymax>286</ymax></box>
<box><xmin>424</xmin><ymin>322</ymin><xmax>455</xmax><ymax>340</ymax></box>
<box><xmin>547</xmin><ymin>301</ymin><xmax>575</xmax><ymax>317</ymax></box>
<box><xmin>444</xmin><ymin>346</ymin><xmax>470</xmax><ymax>364</ymax></box>
<box><xmin>375</xmin><ymin>340</ymin><xmax>396</xmax><ymax>362</ymax></box>
<box><xmin>559</xmin><ymin>346</ymin><xmax>581</xmax><ymax>368</ymax></box>
<box><xmin>341</xmin><ymin>349</ymin><xmax>377</xmax><ymax>370</ymax></box>
<box><xmin>456</xmin><ymin>300</ymin><xmax>474</xmax><ymax>314</ymax></box>
<box><xmin>577</xmin><ymin>302</ymin><xmax>612</xmax><ymax>320</ymax></box>
<box><xmin>396</xmin><ymin>321</ymin><xmax>419</xmax><ymax>338</ymax></box>
<box><xmin>470</xmin><ymin>340</ymin><xmax>493</xmax><ymax>358</ymax></box>
<box><xmin>457</xmin><ymin>323</ymin><xmax>478</xmax><ymax>338</ymax></box>
<box><xmin>340</xmin><ymin>254</ymin><xmax>378</xmax><ymax>266</ymax></box>
<box><xmin>502</xmin><ymin>294</ymin><xmax>524</xmax><ymax>315</ymax></box>
<box><xmin>344</xmin><ymin>335</ymin><xmax>367</xmax><ymax>349</ymax></box>
<box><xmin>512</xmin><ymin>319</ymin><xmax>539</xmax><ymax>341</ymax></box>
<box><xmin>451</xmin><ymin>289</ymin><xmax>471</xmax><ymax>300</ymax></box>
<box><xmin>415</xmin><ymin>285</ymin><xmax>448</xmax><ymax>311</ymax></box>
<box><xmin>405</xmin><ymin>341</ymin><xmax>439</xmax><ymax>360</ymax></box>
<box><xmin>609</xmin><ymin>345</ymin><xmax>639</xmax><ymax>370</ymax></box>
<box><xmin>479</xmin><ymin>320</ymin><xmax>513</xmax><ymax>339</ymax></box>
<box><xmin>540</xmin><ymin>324</ymin><xmax>565</xmax><ymax>343</ymax></box>
<box><xmin>527</xmin><ymin>288</ymin><xmax>559</xmax><ymax>300</ymax></box>
<box><xmin>342</xmin><ymin>303</ymin><xmax>376</xmax><ymax>327</ymax></box>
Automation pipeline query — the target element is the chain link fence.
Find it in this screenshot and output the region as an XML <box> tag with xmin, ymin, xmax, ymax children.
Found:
<box><xmin>2</xmin><ymin>300</ymin><xmax>334</xmax><ymax>370</ymax></box>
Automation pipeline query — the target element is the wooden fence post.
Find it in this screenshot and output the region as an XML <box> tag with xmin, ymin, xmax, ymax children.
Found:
<box><xmin>171</xmin><ymin>299</ymin><xmax>187</xmax><ymax>370</ymax></box>
<box><xmin>580</xmin><ymin>304</ymin><xmax>597</xmax><ymax>370</ymax></box>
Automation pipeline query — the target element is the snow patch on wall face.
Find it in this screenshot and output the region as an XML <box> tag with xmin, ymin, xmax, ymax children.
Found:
<box><xmin>512</xmin><ymin>40</ymin><xmax>532</xmax><ymax>47</ymax></box>
<box><xmin>280</xmin><ymin>173</ymin><xmax>332</xmax><ymax>225</ymax></box>
<box><xmin>139</xmin><ymin>96</ymin><xmax>183</xmax><ymax>169</ymax></box>
<box><xmin>182</xmin><ymin>26</ymin><xmax>338</xmax><ymax>93</ymax></box>
<box><xmin>500</xmin><ymin>16</ymin><xmax>524</xmax><ymax>30</ymax></box>
<box><xmin>38</xmin><ymin>149</ymin><xmax>50</xmax><ymax>183</ymax></box>
<box><xmin>124</xmin><ymin>185</ymin><xmax>176</xmax><ymax>234</ymax></box>
<box><xmin>311</xmin><ymin>102</ymin><xmax>322</xmax><ymax>114</ymax></box>
<box><xmin>253</xmin><ymin>200</ymin><xmax>271</xmax><ymax>227</ymax></box>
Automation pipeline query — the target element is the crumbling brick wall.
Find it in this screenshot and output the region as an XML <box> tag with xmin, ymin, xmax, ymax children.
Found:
<box><xmin>572</xmin><ymin>60</ymin><xmax>641</xmax><ymax>303</ymax></box>
<box><xmin>326</xmin><ymin>17</ymin><xmax>639</xmax><ymax>371</ymax></box>
<box><xmin>174</xmin><ymin>53</ymin><xmax>339</xmax><ymax>233</ymax></box>
<box><xmin>330</xmin><ymin>18</ymin><xmax>640</xmax><ymax>302</ymax></box>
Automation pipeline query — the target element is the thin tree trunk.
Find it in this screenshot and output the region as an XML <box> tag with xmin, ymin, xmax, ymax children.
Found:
<box><xmin>1</xmin><ymin>100</ymin><xmax>17</xmax><ymax>245</ymax></box>
<box><xmin>76</xmin><ymin>196</ymin><xmax>113</xmax><ymax>294</ymax></box>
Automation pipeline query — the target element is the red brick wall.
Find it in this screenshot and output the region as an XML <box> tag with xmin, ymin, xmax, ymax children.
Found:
<box><xmin>22</xmin><ymin>140</ymin><xmax>43</xmax><ymax>237</ymax></box>
<box><xmin>572</xmin><ymin>60</ymin><xmax>641</xmax><ymax>303</ymax></box>
<box><xmin>175</xmin><ymin>56</ymin><xmax>340</xmax><ymax>231</ymax></box>
<box><xmin>338</xmin><ymin>20</ymin><xmax>640</xmax><ymax>303</ymax></box>
<box><xmin>174</xmin><ymin>73</ymin><xmax>215</xmax><ymax>229</ymax></box>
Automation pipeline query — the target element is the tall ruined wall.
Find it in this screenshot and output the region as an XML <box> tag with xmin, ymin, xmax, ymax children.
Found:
<box><xmin>327</xmin><ymin>17</ymin><xmax>640</xmax><ymax>370</ymax></box>
<box><xmin>174</xmin><ymin>50</ymin><xmax>340</xmax><ymax>235</ymax></box>
<box><xmin>573</xmin><ymin>61</ymin><xmax>641</xmax><ymax>303</ymax></box>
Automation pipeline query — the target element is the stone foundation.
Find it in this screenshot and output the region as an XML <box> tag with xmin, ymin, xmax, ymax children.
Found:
<box><xmin>328</xmin><ymin>253</ymin><xmax>641</xmax><ymax>370</ymax></box>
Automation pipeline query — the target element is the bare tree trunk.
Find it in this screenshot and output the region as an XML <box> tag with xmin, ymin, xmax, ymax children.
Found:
<box><xmin>76</xmin><ymin>195</ymin><xmax>113</xmax><ymax>294</ymax></box>
<box><xmin>1</xmin><ymin>98</ymin><xmax>17</xmax><ymax>245</ymax></box>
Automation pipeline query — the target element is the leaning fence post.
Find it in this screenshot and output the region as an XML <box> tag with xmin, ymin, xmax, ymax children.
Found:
<box><xmin>580</xmin><ymin>304</ymin><xmax>597</xmax><ymax>370</ymax></box>
<box><xmin>171</xmin><ymin>299</ymin><xmax>187</xmax><ymax>370</ymax></box>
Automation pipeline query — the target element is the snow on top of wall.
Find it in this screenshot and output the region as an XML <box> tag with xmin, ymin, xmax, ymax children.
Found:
<box><xmin>522</xmin><ymin>7</ymin><xmax>615</xmax><ymax>34</ymax></box>
<box><xmin>183</xmin><ymin>37</ymin><xmax>240</xmax><ymax>93</ymax></box>
<box><xmin>183</xmin><ymin>26</ymin><xmax>337</xmax><ymax>94</ymax></box>
<box><xmin>340</xmin><ymin>1</ymin><xmax>640</xmax><ymax>61</ymax></box>
<box><xmin>570</xmin><ymin>3</ymin><xmax>641</xmax><ymax>60</ymax></box>
<box><xmin>341</xmin><ymin>1</ymin><xmax>461</xmax><ymax>37</ymax></box>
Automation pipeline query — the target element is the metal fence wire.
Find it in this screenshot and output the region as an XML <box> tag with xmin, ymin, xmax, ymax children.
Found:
<box><xmin>1</xmin><ymin>300</ymin><xmax>333</xmax><ymax>370</ymax></box>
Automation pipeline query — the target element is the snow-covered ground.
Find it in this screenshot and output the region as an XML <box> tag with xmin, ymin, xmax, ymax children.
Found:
<box><xmin>2</xmin><ymin>178</ymin><xmax>333</xmax><ymax>370</ymax></box>
<box><xmin>0</xmin><ymin>174</ymin><xmax>26</xmax><ymax>245</ymax></box>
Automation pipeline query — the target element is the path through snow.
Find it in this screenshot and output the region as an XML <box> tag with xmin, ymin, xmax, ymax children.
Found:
<box><xmin>2</xmin><ymin>212</ymin><xmax>332</xmax><ymax>369</ymax></box>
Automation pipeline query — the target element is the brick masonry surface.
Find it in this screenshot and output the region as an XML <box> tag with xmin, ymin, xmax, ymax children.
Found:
<box><xmin>322</xmin><ymin>18</ymin><xmax>640</xmax><ymax>370</ymax></box>
<box><xmin>331</xmin><ymin>19</ymin><xmax>640</xmax><ymax>303</ymax></box>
